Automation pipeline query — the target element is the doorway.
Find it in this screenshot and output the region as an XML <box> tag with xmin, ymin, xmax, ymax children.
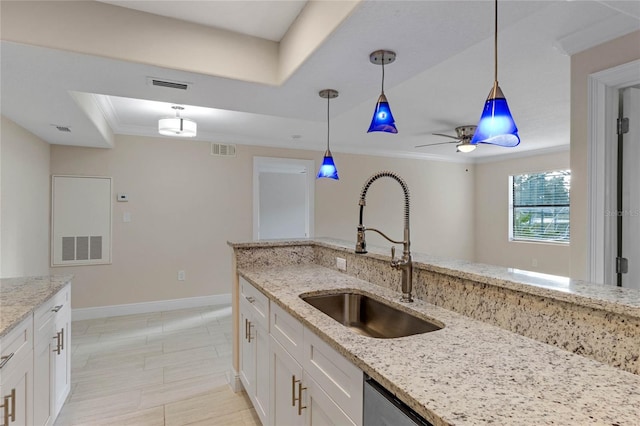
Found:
<box><xmin>587</xmin><ymin>59</ymin><xmax>640</xmax><ymax>286</ymax></box>
<box><xmin>617</xmin><ymin>87</ymin><xmax>640</xmax><ymax>289</ymax></box>
<box><xmin>252</xmin><ymin>157</ymin><xmax>315</xmax><ymax>240</ymax></box>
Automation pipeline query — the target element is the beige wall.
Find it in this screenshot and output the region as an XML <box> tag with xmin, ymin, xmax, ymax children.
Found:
<box><xmin>475</xmin><ymin>150</ymin><xmax>571</xmax><ymax>276</ymax></box>
<box><xmin>570</xmin><ymin>31</ymin><xmax>640</xmax><ymax>279</ymax></box>
<box><xmin>0</xmin><ymin>116</ymin><xmax>51</xmax><ymax>277</ymax></box>
<box><xmin>315</xmin><ymin>154</ymin><xmax>475</xmax><ymax>260</ymax></box>
<box><xmin>51</xmin><ymin>135</ymin><xmax>474</xmax><ymax>309</ymax></box>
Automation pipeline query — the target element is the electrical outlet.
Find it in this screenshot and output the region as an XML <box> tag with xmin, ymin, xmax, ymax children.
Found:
<box><xmin>336</xmin><ymin>257</ymin><xmax>347</xmax><ymax>271</ymax></box>
<box><xmin>531</xmin><ymin>258</ymin><xmax>538</xmax><ymax>267</ymax></box>
<box><xmin>177</xmin><ymin>270</ymin><xmax>186</xmax><ymax>281</ymax></box>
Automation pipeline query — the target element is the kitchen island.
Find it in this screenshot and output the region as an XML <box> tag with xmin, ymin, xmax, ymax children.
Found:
<box><xmin>229</xmin><ymin>239</ymin><xmax>640</xmax><ymax>425</ymax></box>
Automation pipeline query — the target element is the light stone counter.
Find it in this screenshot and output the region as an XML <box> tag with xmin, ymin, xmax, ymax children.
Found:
<box><xmin>238</xmin><ymin>263</ymin><xmax>640</xmax><ymax>426</ymax></box>
<box><xmin>232</xmin><ymin>238</ymin><xmax>640</xmax><ymax>319</ymax></box>
<box><xmin>0</xmin><ymin>274</ymin><xmax>73</xmax><ymax>337</ymax></box>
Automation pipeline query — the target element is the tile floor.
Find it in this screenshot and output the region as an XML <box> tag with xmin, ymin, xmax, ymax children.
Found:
<box><xmin>55</xmin><ymin>305</ymin><xmax>260</xmax><ymax>426</ymax></box>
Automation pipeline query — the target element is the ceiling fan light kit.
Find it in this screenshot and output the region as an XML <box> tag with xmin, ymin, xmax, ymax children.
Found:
<box><xmin>471</xmin><ymin>0</ymin><xmax>519</xmax><ymax>148</ymax></box>
<box><xmin>367</xmin><ymin>50</ymin><xmax>398</xmax><ymax>134</ymax></box>
<box><xmin>158</xmin><ymin>106</ymin><xmax>197</xmax><ymax>137</ymax></box>
<box><xmin>317</xmin><ymin>89</ymin><xmax>339</xmax><ymax>180</ymax></box>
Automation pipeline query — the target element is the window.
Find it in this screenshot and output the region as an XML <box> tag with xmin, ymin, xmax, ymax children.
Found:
<box><xmin>509</xmin><ymin>170</ymin><xmax>570</xmax><ymax>243</ymax></box>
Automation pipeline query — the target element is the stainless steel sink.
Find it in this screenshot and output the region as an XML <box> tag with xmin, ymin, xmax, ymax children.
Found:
<box><xmin>300</xmin><ymin>292</ymin><xmax>442</xmax><ymax>338</ymax></box>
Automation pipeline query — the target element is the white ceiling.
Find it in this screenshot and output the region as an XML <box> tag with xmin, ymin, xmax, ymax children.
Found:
<box><xmin>1</xmin><ymin>1</ymin><xmax>639</xmax><ymax>162</ymax></box>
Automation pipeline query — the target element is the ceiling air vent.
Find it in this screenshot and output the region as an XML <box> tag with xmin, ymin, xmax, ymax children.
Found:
<box><xmin>147</xmin><ymin>77</ymin><xmax>190</xmax><ymax>91</ymax></box>
<box><xmin>211</xmin><ymin>143</ymin><xmax>236</xmax><ymax>157</ymax></box>
<box><xmin>55</xmin><ymin>126</ymin><xmax>71</xmax><ymax>132</ymax></box>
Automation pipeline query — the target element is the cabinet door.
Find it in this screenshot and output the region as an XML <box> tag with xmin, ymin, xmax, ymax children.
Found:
<box><xmin>33</xmin><ymin>316</ymin><xmax>55</xmax><ymax>426</ymax></box>
<box><xmin>304</xmin><ymin>374</ymin><xmax>356</xmax><ymax>426</ymax></box>
<box><xmin>239</xmin><ymin>303</ymin><xmax>256</xmax><ymax>398</ymax></box>
<box><xmin>53</xmin><ymin>302</ymin><xmax>71</xmax><ymax>417</ymax></box>
<box><xmin>270</xmin><ymin>337</ymin><xmax>304</xmax><ymax>426</ymax></box>
<box><xmin>253</xmin><ymin>321</ymin><xmax>269</xmax><ymax>425</ymax></box>
<box><xmin>0</xmin><ymin>352</ymin><xmax>33</xmax><ymax>426</ymax></box>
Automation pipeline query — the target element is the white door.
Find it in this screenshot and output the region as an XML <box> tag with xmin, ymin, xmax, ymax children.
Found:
<box><xmin>253</xmin><ymin>157</ymin><xmax>315</xmax><ymax>240</ymax></box>
<box><xmin>621</xmin><ymin>87</ymin><xmax>640</xmax><ymax>289</ymax></box>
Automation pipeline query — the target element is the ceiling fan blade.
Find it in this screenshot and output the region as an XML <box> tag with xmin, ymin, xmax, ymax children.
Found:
<box><xmin>432</xmin><ymin>133</ymin><xmax>460</xmax><ymax>140</ymax></box>
<box><xmin>415</xmin><ymin>141</ymin><xmax>457</xmax><ymax>148</ymax></box>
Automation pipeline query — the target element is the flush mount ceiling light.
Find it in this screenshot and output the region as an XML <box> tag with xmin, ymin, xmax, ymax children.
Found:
<box><xmin>317</xmin><ymin>89</ymin><xmax>339</xmax><ymax>180</ymax></box>
<box><xmin>470</xmin><ymin>0</ymin><xmax>519</xmax><ymax>148</ymax></box>
<box><xmin>158</xmin><ymin>106</ymin><xmax>197</xmax><ymax>137</ymax></box>
<box><xmin>368</xmin><ymin>50</ymin><xmax>398</xmax><ymax>134</ymax></box>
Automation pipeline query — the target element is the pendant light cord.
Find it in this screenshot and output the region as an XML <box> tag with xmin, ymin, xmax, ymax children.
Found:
<box><xmin>494</xmin><ymin>0</ymin><xmax>498</xmax><ymax>83</ymax></box>
<box><xmin>381</xmin><ymin>52</ymin><xmax>386</xmax><ymax>94</ymax></box>
<box><xmin>326</xmin><ymin>93</ymin><xmax>330</xmax><ymax>151</ymax></box>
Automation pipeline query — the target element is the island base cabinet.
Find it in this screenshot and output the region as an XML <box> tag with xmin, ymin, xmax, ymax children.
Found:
<box><xmin>239</xmin><ymin>295</ymin><xmax>269</xmax><ymax>425</ymax></box>
<box><xmin>304</xmin><ymin>374</ymin><xmax>356</xmax><ymax>426</ymax></box>
<box><xmin>270</xmin><ymin>337</ymin><xmax>356</xmax><ymax>426</ymax></box>
<box><xmin>33</xmin><ymin>317</ymin><xmax>55</xmax><ymax>426</ymax></box>
<box><xmin>270</xmin><ymin>337</ymin><xmax>304</xmax><ymax>426</ymax></box>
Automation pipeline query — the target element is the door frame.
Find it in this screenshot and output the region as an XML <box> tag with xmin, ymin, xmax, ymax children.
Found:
<box><xmin>252</xmin><ymin>157</ymin><xmax>315</xmax><ymax>241</ymax></box>
<box><xmin>587</xmin><ymin>59</ymin><xmax>640</xmax><ymax>284</ymax></box>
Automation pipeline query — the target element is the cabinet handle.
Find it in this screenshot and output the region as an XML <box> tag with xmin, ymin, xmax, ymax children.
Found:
<box><xmin>244</xmin><ymin>318</ymin><xmax>249</xmax><ymax>341</ymax></box>
<box><xmin>291</xmin><ymin>375</ymin><xmax>298</xmax><ymax>406</ymax></box>
<box><xmin>52</xmin><ymin>331</ymin><xmax>62</xmax><ymax>355</ymax></box>
<box><xmin>60</xmin><ymin>327</ymin><xmax>65</xmax><ymax>351</ymax></box>
<box><xmin>0</xmin><ymin>353</ymin><xmax>13</xmax><ymax>369</ymax></box>
<box><xmin>1</xmin><ymin>394</ymin><xmax>8</xmax><ymax>426</ymax></box>
<box><xmin>245</xmin><ymin>296</ymin><xmax>255</xmax><ymax>304</ymax></box>
<box><xmin>51</xmin><ymin>305</ymin><xmax>63</xmax><ymax>313</ymax></box>
<box><xmin>297</xmin><ymin>382</ymin><xmax>307</xmax><ymax>416</ymax></box>
<box><xmin>9</xmin><ymin>389</ymin><xmax>15</xmax><ymax>423</ymax></box>
<box><xmin>247</xmin><ymin>321</ymin><xmax>254</xmax><ymax>343</ymax></box>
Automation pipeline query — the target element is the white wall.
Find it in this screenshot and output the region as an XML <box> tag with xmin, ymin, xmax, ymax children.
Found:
<box><xmin>0</xmin><ymin>116</ymin><xmax>51</xmax><ymax>277</ymax></box>
<box><xmin>315</xmin><ymin>153</ymin><xmax>475</xmax><ymax>260</ymax></box>
<box><xmin>475</xmin><ymin>150</ymin><xmax>571</xmax><ymax>276</ymax></box>
<box><xmin>50</xmin><ymin>135</ymin><xmax>475</xmax><ymax>309</ymax></box>
<box><xmin>259</xmin><ymin>172</ymin><xmax>307</xmax><ymax>240</ymax></box>
<box><xmin>570</xmin><ymin>30</ymin><xmax>640</xmax><ymax>279</ymax></box>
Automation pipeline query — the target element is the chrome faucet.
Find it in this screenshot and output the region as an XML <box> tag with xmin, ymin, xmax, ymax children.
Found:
<box><xmin>355</xmin><ymin>171</ymin><xmax>413</xmax><ymax>302</ymax></box>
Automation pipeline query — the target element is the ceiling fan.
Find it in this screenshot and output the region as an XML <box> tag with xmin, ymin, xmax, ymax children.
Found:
<box><xmin>415</xmin><ymin>125</ymin><xmax>478</xmax><ymax>153</ymax></box>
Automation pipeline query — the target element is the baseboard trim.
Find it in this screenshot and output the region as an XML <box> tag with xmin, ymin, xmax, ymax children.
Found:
<box><xmin>72</xmin><ymin>294</ymin><xmax>231</xmax><ymax>321</ymax></box>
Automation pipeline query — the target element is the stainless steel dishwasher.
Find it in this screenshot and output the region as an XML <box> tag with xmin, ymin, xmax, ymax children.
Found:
<box><xmin>363</xmin><ymin>375</ymin><xmax>433</xmax><ymax>426</ymax></box>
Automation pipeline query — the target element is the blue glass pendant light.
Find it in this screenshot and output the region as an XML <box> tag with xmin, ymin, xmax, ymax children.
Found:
<box><xmin>317</xmin><ymin>89</ymin><xmax>339</xmax><ymax>180</ymax></box>
<box><xmin>471</xmin><ymin>0</ymin><xmax>520</xmax><ymax>147</ymax></box>
<box><xmin>368</xmin><ymin>50</ymin><xmax>398</xmax><ymax>134</ymax></box>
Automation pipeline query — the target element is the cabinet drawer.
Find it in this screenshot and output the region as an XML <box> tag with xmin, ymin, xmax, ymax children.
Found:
<box><xmin>270</xmin><ymin>302</ymin><xmax>304</xmax><ymax>362</ymax></box>
<box><xmin>240</xmin><ymin>278</ymin><xmax>269</xmax><ymax>327</ymax></box>
<box><xmin>34</xmin><ymin>284</ymin><xmax>69</xmax><ymax>331</ymax></box>
<box><xmin>303</xmin><ymin>328</ymin><xmax>363</xmax><ymax>425</ymax></box>
<box><xmin>0</xmin><ymin>316</ymin><xmax>33</xmax><ymax>385</ymax></box>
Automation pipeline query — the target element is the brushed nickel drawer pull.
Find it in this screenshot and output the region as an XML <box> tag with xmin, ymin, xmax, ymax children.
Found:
<box><xmin>0</xmin><ymin>353</ymin><xmax>13</xmax><ymax>369</ymax></box>
<box><xmin>247</xmin><ymin>321</ymin><xmax>254</xmax><ymax>343</ymax></box>
<box><xmin>1</xmin><ymin>394</ymin><xmax>8</xmax><ymax>426</ymax></box>
<box><xmin>52</xmin><ymin>331</ymin><xmax>62</xmax><ymax>355</ymax></box>
<box><xmin>9</xmin><ymin>389</ymin><xmax>15</xmax><ymax>423</ymax></box>
<box><xmin>244</xmin><ymin>318</ymin><xmax>249</xmax><ymax>341</ymax></box>
<box><xmin>245</xmin><ymin>296</ymin><xmax>255</xmax><ymax>304</ymax></box>
<box><xmin>60</xmin><ymin>327</ymin><xmax>64</xmax><ymax>351</ymax></box>
<box><xmin>297</xmin><ymin>382</ymin><xmax>307</xmax><ymax>415</ymax></box>
<box><xmin>291</xmin><ymin>375</ymin><xmax>298</xmax><ymax>406</ymax></box>
<box><xmin>51</xmin><ymin>305</ymin><xmax>63</xmax><ymax>313</ymax></box>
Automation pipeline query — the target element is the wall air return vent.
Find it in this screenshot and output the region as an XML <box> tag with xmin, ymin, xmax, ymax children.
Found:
<box><xmin>147</xmin><ymin>77</ymin><xmax>191</xmax><ymax>91</ymax></box>
<box><xmin>211</xmin><ymin>143</ymin><xmax>237</xmax><ymax>157</ymax></box>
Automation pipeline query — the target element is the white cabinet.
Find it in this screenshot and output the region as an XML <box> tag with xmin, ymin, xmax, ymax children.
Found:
<box><xmin>239</xmin><ymin>279</ymin><xmax>270</xmax><ymax>425</ymax></box>
<box><xmin>33</xmin><ymin>283</ymin><xmax>71</xmax><ymax>425</ymax></box>
<box><xmin>266</xmin><ymin>293</ymin><xmax>363</xmax><ymax>426</ymax></box>
<box><xmin>0</xmin><ymin>317</ymin><xmax>34</xmax><ymax>426</ymax></box>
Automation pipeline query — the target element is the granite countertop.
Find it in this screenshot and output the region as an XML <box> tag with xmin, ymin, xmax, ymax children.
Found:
<box><xmin>0</xmin><ymin>274</ymin><xmax>73</xmax><ymax>337</ymax></box>
<box><xmin>231</xmin><ymin>238</ymin><xmax>640</xmax><ymax>320</ymax></box>
<box><xmin>238</xmin><ymin>263</ymin><xmax>640</xmax><ymax>426</ymax></box>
